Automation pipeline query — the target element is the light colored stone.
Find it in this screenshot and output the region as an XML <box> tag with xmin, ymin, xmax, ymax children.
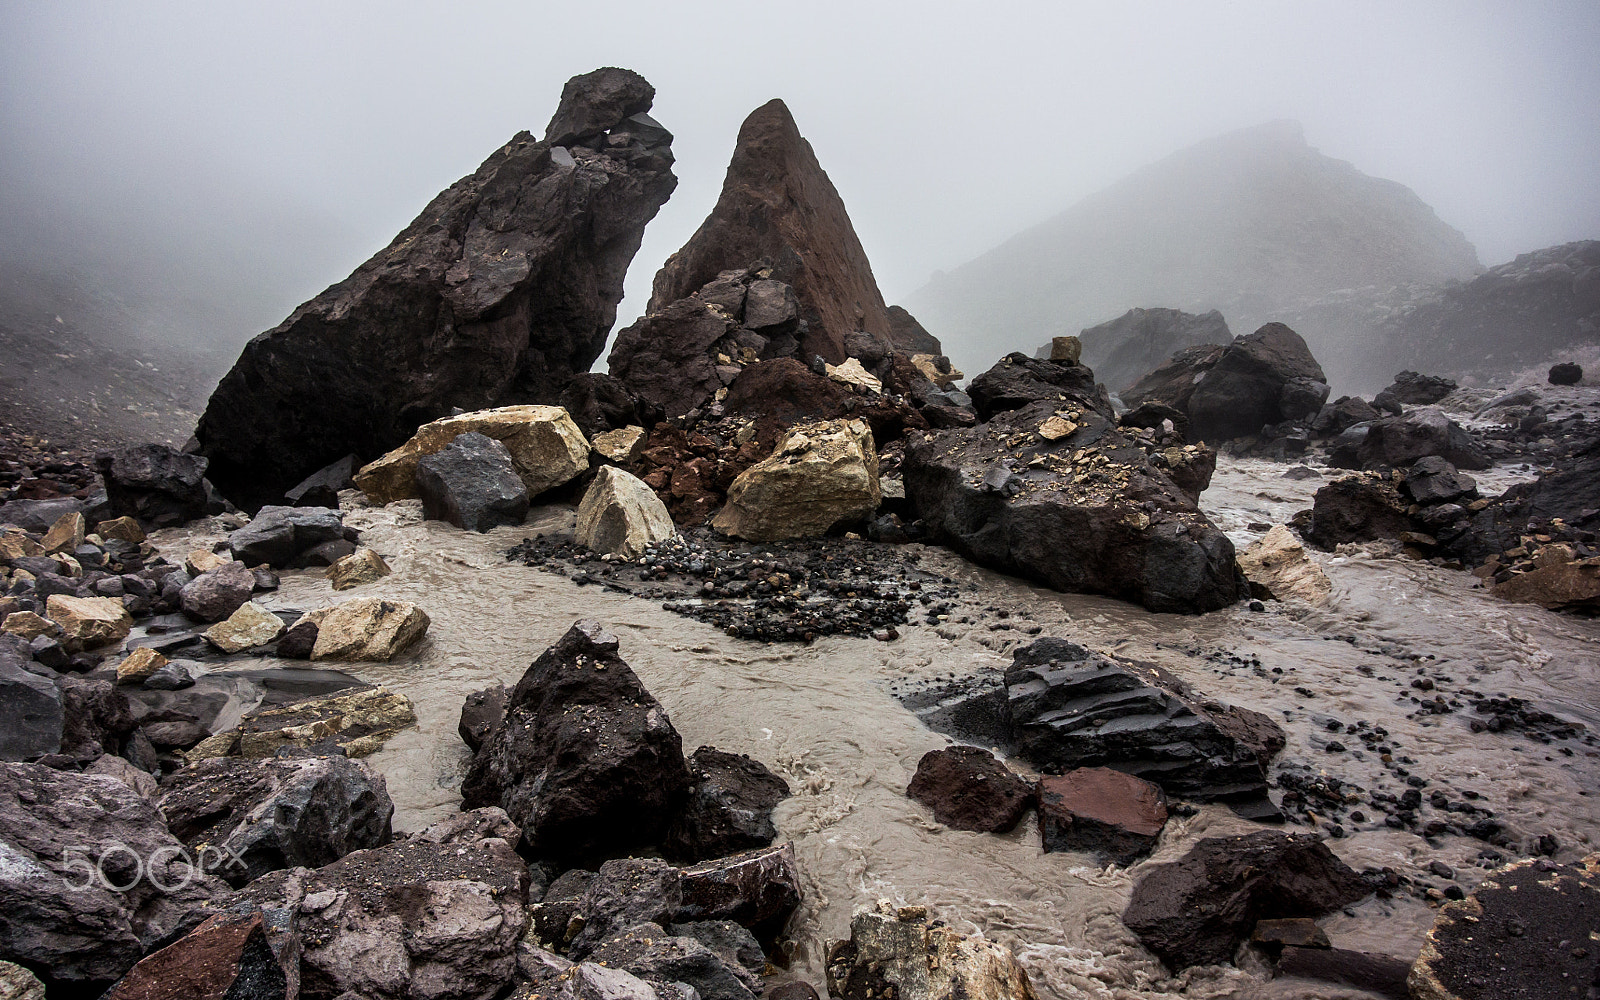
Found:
<box><xmin>576</xmin><ymin>466</ymin><xmax>676</xmax><ymax>559</ymax></box>
<box><xmin>592</xmin><ymin>425</ymin><xmax>648</xmax><ymax>464</ymax></box>
<box><xmin>1050</xmin><ymin>335</ymin><xmax>1082</xmax><ymax>363</ymax></box>
<box><xmin>115</xmin><ymin>647</ymin><xmax>168</xmax><ymax>684</ymax></box>
<box><xmin>1037</xmin><ymin>415</ymin><xmax>1078</xmax><ymax>441</ymax></box>
<box><xmin>0</xmin><ymin>960</ymin><xmax>46</xmax><ymax>1000</ymax></box>
<box><xmin>1</xmin><ymin>611</ymin><xmax>59</xmax><ymax>641</ymax></box>
<box><xmin>825</xmin><ymin>357</ymin><xmax>883</xmax><ymax>394</ymax></box>
<box><xmin>354</xmin><ymin>404</ymin><xmax>591</xmax><ymax>503</ymax></box>
<box><xmin>910</xmin><ymin>353</ymin><xmax>963</xmax><ymax>387</ymax></box>
<box><xmin>40</xmin><ymin>512</ymin><xmax>85</xmax><ymax>554</ymax></box>
<box><xmin>95</xmin><ymin>516</ymin><xmax>145</xmax><ymax>544</ymax></box>
<box><xmin>184</xmin><ymin>548</ymin><xmax>230</xmax><ymax>576</ymax></box>
<box><xmin>0</xmin><ymin>530</ymin><xmax>44</xmax><ymax>562</ymax></box>
<box><xmin>310</xmin><ymin>597</ymin><xmax>430</xmax><ymax>661</ymax></box>
<box><xmin>827</xmin><ymin>899</ymin><xmax>1036</xmax><ymax>1000</ymax></box>
<box><xmin>1238</xmin><ymin>525</ymin><xmax>1332</xmax><ymax>604</ymax></box>
<box><xmin>44</xmin><ymin>594</ymin><xmax>133</xmax><ymax>652</ymax></box>
<box><xmin>713</xmin><ymin>419</ymin><xmax>881</xmax><ymax>542</ymax></box>
<box><xmin>204</xmin><ymin>602</ymin><xmax>287</xmax><ymax>653</ymax></box>
<box><xmin>186</xmin><ymin>685</ymin><xmax>418</xmax><ymax>760</ymax></box>
<box><xmin>327</xmin><ymin>548</ymin><xmax>391</xmax><ymax>591</ymax></box>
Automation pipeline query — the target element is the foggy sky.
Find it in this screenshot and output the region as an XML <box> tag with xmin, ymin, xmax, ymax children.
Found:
<box><xmin>3</xmin><ymin>0</ymin><xmax>1598</xmax><ymax>355</ymax></box>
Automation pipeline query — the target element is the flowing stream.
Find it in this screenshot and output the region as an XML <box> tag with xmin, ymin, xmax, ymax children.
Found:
<box><xmin>153</xmin><ymin>454</ymin><xmax>1600</xmax><ymax>1000</ymax></box>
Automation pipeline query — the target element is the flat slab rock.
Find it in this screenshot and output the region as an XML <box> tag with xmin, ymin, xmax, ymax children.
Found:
<box><xmin>1037</xmin><ymin>767</ymin><xmax>1167</xmax><ymax>866</ymax></box>
<box><xmin>905</xmin><ymin>745</ymin><xmax>1033</xmax><ymax>833</ymax></box>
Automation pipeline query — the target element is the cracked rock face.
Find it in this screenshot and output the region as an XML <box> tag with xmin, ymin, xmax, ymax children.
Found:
<box><xmin>197</xmin><ymin>67</ymin><xmax>676</xmax><ymax>511</ymax></box>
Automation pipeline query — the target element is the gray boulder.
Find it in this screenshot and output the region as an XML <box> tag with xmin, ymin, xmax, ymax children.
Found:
<box><xmin>227</xmin><ymin>505</ymin><xmax>346</xmax><ymax>568</ymax></box>
<box><xmin>283</xmin><ymin>454</ymin><xmax>358</xmax><ymax>507</ymax></box>
<box><xmin>1401</xmin><ymin>456</ymin><xmax>1478</xmax><ymax>505</ymax></box>
<box><xmin>415</xmin><ymin>431</ymin><xmax>530</xmax><ymax>532</ymax></box>
<box><xmin>179</xmin><ymin>561</ymin><xmax>256</xmax><ymax>623</ymax></box>
<box><xmin>0</xmin><ymin>653</ymin><xmax>61</xmax><ymax>761</ymax></box>
<box><xmin>589</xmin><ymin>923</ymin><xmax>758</xmax><ymax>1000</ymax></box>
<box><xmin>96</xmin><ymin>444</ymin><xmax>217</xmax><ymax>528</ymax></box>
<box><xmin>1377</xmin><ymin>370</ymin><xmax>1456</xmax><ymax>405</ymax></box>
<box><xmin>1355</xmin><ymin>407</ymin><xmax>1491</xmax><ymax>470</ymax></box>
<box><xmin>663</xmin><ymin>747</ymin><xmax>790</xmax><ymax>862</ymax></box>
<box><xmin>566</xmin><ymin>858</ymin><xmax>683</xmax><ymax>959</ymax></box>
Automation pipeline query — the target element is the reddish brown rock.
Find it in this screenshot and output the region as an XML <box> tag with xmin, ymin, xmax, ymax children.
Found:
<box><xmin>1037</xmin><ymin>767</ymin><xmax>1167</xmax><ymax>865</ymax></box>
<box><xmin>101</xmin><ymin>908</ymin><xmax>290</xmax><ymax>1000</ymax></box>
<box><xmin>905</xmin><ymin>746</ymin><xmax>1033</xmax><ymax>833</ymax></box>
<box><xmin>647</xmin><ymin>99</ymin><xmax>894</xmax><ymax>365</ymax></box>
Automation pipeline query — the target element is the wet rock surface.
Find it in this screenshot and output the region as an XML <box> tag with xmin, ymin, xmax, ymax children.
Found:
<box><xmin>196</xmin><ymin>67</ymin><xmax>676</xmax><ymax>510</ymax></box>
<box><xmin>826</xmin><ymin>900</ymin><xmax>1036</xmax><ymax>1000</ymax></box>
<box><xmin>664</xmin><ymin>746</ymin><xmax>791</xmax><ymax>862</ymax></box>
<box><xmin>416</xmin><ymin>430</ymin><xmax>531</xmax><ymax>532</ymax></box>
<box><xmin>1036</xmin><ymin>767</ymin><xmax>1168</xmax><ymax>865</ymax></box>
<box><xmin>904</xmin><ymin>746</ymin><xmax>1034</xmax><ymax>833</ymax></box>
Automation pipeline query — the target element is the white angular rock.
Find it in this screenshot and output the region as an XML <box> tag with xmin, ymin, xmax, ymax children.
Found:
<box><xmin>592</xmin><ymin>426</ymin><xmax>648</xmax><ymax>464</ymax></box>
<box><xmin>353</xmin><ymin>404</ymin><xmax>590</xmax><ymax>503</ymax></box>
<box><xmin>825</xmin><ymin>358</ymin><xmax>883</xmax><ymax>394</ymax></box>
<box><xmin>576</xmin><ymin>467</ymin><xmax>676</xmax><ymax>559</ymax></box>
<box><xmin>713</xmin><ymin>419</ymin><xmax>880</xmax><ymax>542</ymax></box>
<box><xmin>204</xmin><ymin>602</ymin><xmax>288</xmax><ymax>653</ymax></box>
<box><xmin>1238</xmin><ymin>525</ymin><xmax>1332</xmax><ymax>604</ymax></box>
<box><xmin>309</xmin><ymin>597</ymin><xmax>430</xmax><ymax>661</ymax></box>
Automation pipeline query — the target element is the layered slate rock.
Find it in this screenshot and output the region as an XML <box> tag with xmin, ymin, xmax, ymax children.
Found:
<box><xmin>1037</xmin><ymin>767</ymin><xmax>1167</xmax><ymax>865</ymax></box>
<box><xmin>905</xmin><ymin>746</ymin><xmax>1034</xmax><ymax>833</ymax></box>
<box><xmin>96</xmin><ymin>444</ymin><xmax>216</xmax><ymax>528</ymax></box>
<box><xmin>0</xmin><ymin>763</ymin><xmax>224</xmax><ymax>988</ymax></box>
<box><xmin>416</xmin><ymin>431</ymin><xmax>530</xmax><ymax>532</ymax></box>
<box><xmin>1408</xmin><ymin>854</ymin><xmax>1599</xmax><ymax>1000</ymax></box>
<box><xmin>158</xmin><ymin>752</ymin><xmax>395</xmax><ymax>886</ymax></box>
<box><xmin>903</xmin><ymin>398</ymin><xmax>1244</xmax><ymax>613</ymax></box>
<box><xmin>1444</xmin><ymin>435</ymin><xmax>1600</xmax><ymax>565</ymax></box>
<box><xmin>461</xmin><ymin>620</ymin><xmax>691</xmax><ymax>862</ymax></box>
<box><xmin>1076</xmin><ymin>307</ymin><xmax>1232</xmax><ymax>394</ymax></box>
<box><xmin>1122</xmin><ymin>831</ymin><xmax>1371</xmax><ymax>970</ymax></box>
<box><xmin>712</xmin><ymin>418</ymin><xmax>881</xmax><ymax>541</ymax></box>
<box><xmin>196</xmin><ymin>67</ymin><xmax>677</xmax><ymax>510</ymax></box>
<box><xmin>186</xmin><ymin>685</ymin><xmax>416</xmax><ymax>760</ymax></box>
<box><xmin>646</xmin><ymin>99</ymin><xmax>895</xmax><ymax>365</ymax></box>
<box><xmin>826</xmin><ymin>900</ymin><xmax>1037</xmax><ymax>1000</ymax></box>
<box><xmin>676</xmin><ymin>842</ymin><xmax>802</xmax><ymax>936</ymax></box>
<box><xmin>662</xmin><ymin>747</ymin><xmax>791</xmax><ymax>862</ymax></box>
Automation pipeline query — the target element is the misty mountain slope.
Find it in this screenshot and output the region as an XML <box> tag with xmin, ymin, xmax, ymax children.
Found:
<box><xmin>905</xmin><ymin>120</ymin><xmax>1480</xmax><ymax>387</ymax></box>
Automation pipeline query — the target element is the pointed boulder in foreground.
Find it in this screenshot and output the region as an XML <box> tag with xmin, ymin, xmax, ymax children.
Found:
<box><xmin>196</xmin><ymin>67</ymin><xmax>677</xmax><ymax>510</ymax></box>
<box><xmin>646</xmin><ymin>99</ymin><xmax>894</xmax><ymax>365</ymax></box>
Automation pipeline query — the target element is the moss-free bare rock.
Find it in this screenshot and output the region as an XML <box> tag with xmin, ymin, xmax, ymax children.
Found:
<box><xmin>826</xmin><ymin>900</ymin><xmax>1036</xmax><ymax>1000</ymax></box>
<box><xmin>204</xmin><ymin>602</ymin><xmax>287</xmax><ymax>653</ymax></box>
<box><xmin>45</xmin><ymin>594</ymin><xmax>133</xmax><ymax>651</ymax></box>
<box><xmin>355</xmin><ymin>405</ymin><xmax>589</xmax><ymax>504</ymax></box>
<box><xmin>576</xmin><ymin>466</ymin><xmax>675</xmax><ymax>558</ymax></box>
<box><xmin>326</xmin><ymin>547</ymin><xmax>392</xmax><ymax>591</ymax></box>
<box><xmin>186</xmin><ymin>685</ymin><xmax>417</xmax><ymax>760</ymax></box>
<box><xmin>713</xmin><ymin>418</ymin><xmax>880</xmax><ymax>541</ymax></box>
<box><xmin>1238</xmin><ymin>524</ymin><xmax>1332</xmax><ymax>603</ymax></box>
<box><xmin>309</xmin><ymin>597</ymin><xmax>430</xmax><ymax>661</ymax></box>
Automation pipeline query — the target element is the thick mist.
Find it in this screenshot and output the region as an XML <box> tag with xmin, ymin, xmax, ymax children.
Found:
<box><xmin>2</xmin><ymin>0</ymin><xmax>1597</xmax><ymax>366</ymax></box>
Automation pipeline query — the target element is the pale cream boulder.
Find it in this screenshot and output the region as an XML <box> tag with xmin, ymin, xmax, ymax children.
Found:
<box><xmin>825</xmin><ymin>357</ymin><xmax>883</xmax><ymax>393</ymax></box>
<box><xmin>309</xmin><ymin>597</ymin><xmax>430</xmax><ymax>661</ymax></box>
<box><xmin>591</xmin><ymin>425</ymin><xmax>648</xmax><ymax>464</ymax></box>
<box><xmin>95</xmin><ymin>516</ymin><xmax>145</xmax><ymax>544</ymax></box>
<box><xmin>40</xmin><ymin>512</ymin><xmax>86</xmax><ymax>554</ymax></box>
<box><xmin>0</xmin><ymin>530</ymin><xmax>44</xmax><ymax>562</ymax></box>
<box><xmin>115</xmin><ymin>647</ymin><xmax>168</xmax><ymax>684</ymax></box>
<box><xmin>2</xmin><ymin>611</ymin><xmax>60</xmax><ymax>641</ymax></box>
<box><xmin>327</xmin><ymin>548</ymin><xmax>391</xmax><ymax>591</ymax></box>
<box><xmin>910</xmin><ymin>353</ymin><xmax>964</xmax><ymax>387</ymax></box>
<box><xmin>713</xmin><ymin>418</ymin><xmax>881</xmax><ymax>542</ymax></box>
<box><xmin>1237</xmin><ymin>524</ymin><xmax>1332</xmax><ymax>604</ymax></box>
<box><xmin>353</xmin><ymin>405</ymin><xmax>590</xmax><ymax>503</ymax></box>
<box><xmin>204</xmin><ymin>602</ymin><xmax>287</xmax><ymax>653</ymax></box>
<box><xmin>185</xmin><ymin>549</ymin><xmax>231</xmax><ymax>576</ymax></box>
<box><xmin>45</xmin><ymin>594</ymin><xmax>133</xmax><ymax>652</ymax></box>
<box><xmin>576</xmin><ymin>466</ymin><xmax>676</xmax><ymax>559</ymax></box>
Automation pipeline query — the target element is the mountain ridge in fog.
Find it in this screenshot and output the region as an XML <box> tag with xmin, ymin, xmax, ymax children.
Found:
<box><xmin>905</xmin><ymin>120</ymin><xmax>1483</xmax><ymax>388</ymax></box>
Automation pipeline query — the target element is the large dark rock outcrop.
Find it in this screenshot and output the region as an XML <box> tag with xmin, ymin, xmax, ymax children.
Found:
<box><xmin>1444</xmin><ymin>434</ymin><xmax>1600</xmax><ymax>566</ymax></box>
<box><xmin>195</xmin><ymin>68</ymin><xmax>677</xmax><ymax>510</ymax></box>
<box><xmin>645</xmin><ymin>99</ymin><xmax>895</xmax><ymax>365</ymax></box>
<box><xmin>885</xmin><ymin>305</ymin><xmax>942</xmax><ymax>356</ymax></box>
<box><xmin>96</xmin><ymin>444</ymin><xmax>218</xmax><ymax>528</ymax></box>
<box><xmin>966</xmin><ymin>353</ymin><xmax>1112</xmax><ymax>422</ymax></box>
<box><xmin>905</xmin><ymin>746</ymin><xmax>1034</xmax><ymax>834</ymax></box>
<box><xmin>460</xmin><ymin>620</ymin><xmax>691</xmax><ymax>862</ymax></box>
<box><xmin>1076</xmin><ymin>307</ymin><xmax>1232</xmax><ymax>393</ymax></box>
<box><xmin>1122</xmin><ymin>831</ymin><xmax>1372</xmax><ymax>970</ymax></box>
<box><xmin>903</xmin><ymin>395</ymin><xmax>1244</xmax><ymax>614</ymax></box>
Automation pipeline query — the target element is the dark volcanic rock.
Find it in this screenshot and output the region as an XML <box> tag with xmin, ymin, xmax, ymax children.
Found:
<box><xmin>1037</xmin><ymin>767</ymin><xmax>1168</xmax><ymax>865</ymax></box>
<box><xmin>416</xmin><ymin>431</ymin><xmax>530</xmax><ymax>532</ymax></box>
<box><xmin>663</xmin><ymin>746</ymin><xmax>791</xmax><ymax>863</ymax></box>
<box><xmin>646</xmin><ymin>99</ymin><xmax>895</xmax><ymax>365</ymax></box>
<box><xmin>56</xmin><ymin>674</ymin><xmax>137</xmax><ymax>761</ymax></box>
<box><xmin>458</xmin><ymin>682</ymin><xmax>508</xmax><ymax>752</ymax></box>
<box><xmin>1445</xmin><ymin>435</ymin><xmax>1600</xmax><ymax>565</ymax></box>
<box><xmin>1410</xmin><ymin>854</ymin><xmax>1599</xmax><ymax>1000</ymax></box>
<box><xmin>675</xmin><ymin>842</ymin><xmax>802</xmax><ymax>937</ymax></box>
<box><xmin>283</xmin><ymin>453</ymin><xmax>357</xmax><ymax>508</ymax></box>
<box><xmin>885</xmin><ymin>304</ymin><xmax>943</xmax><ymax>356</ymax></box>
<box><xmin>966</xmin><ymin>353</ymin><xmax>1111</xmax><ymax>422</ymax></box>
<box><xmin>589</xmin><ymin>922</ymin><xmax>758</xmax><ymax>1000</ymax></box>
<box><xmin>608</xmin><ymin>295</ymin><xmax>738</xmax><ymax>419</ymax></box>
<box><xmin>460</xmin><ymin>620</ymin><xmax>691</xmax><ymax>862</ymax></box>
<box><xmin>157</xmin><ymin>752</ymin><xmax>394</xmax><ymax>887</ymax></box>
<box><xmin>722</xmin><ymin>358</ymin><xmax>853</xmax><ymax>435</ymax></box>
<box><xmin>1185</xmin><ymin>323</ymin><xmax>1329</xmax><ymax>442</ymax></box>
<box><xmin>1122</xmin><ymin>344</ymin><xmax>1227</xmax><ymax>415</ymax></box>
<box><xmin>96</xmin><ymin>444</ymin><xmax>216</xmax><ymax>528</ymax></box>
<box><xmin>0</xmin><ymin>497</ymin><xmax>87</xmax><ymax>533</ymax></box>
<box><xmin>179</xmin><ymin>560</ymin><xmax>256</xmax><ymax>623</ymax></box>
<box><xmin>1548</xmin><ymin>361</ymin><xmax>1583</xmax><ymax>385</ymax></box>
<box><xmin>1306</xmin><ymin>475</ymin><xmax>1418</xmax><ymax>549</ymax></box>
<box><xmin>904</xmin><ymin>745</ymin><xmax>1034</xmax><ymax>833</ymax></box>
<box><xmin>566</xmin><ymin>858</ymin><xmax>683</xmax><ymax>959</ymax></box>
<box><xmin>1378</xmin><ymin>370</ymin><xmax>1456</xmax><ymax>405</ymax></box>
<box><xmin>227</xmin><ymin>505</ymin><xmax>345</xmax><ymax>568</ymax></box>
<box><xmin>1355</xmin><ymin>407</ymin><xmax>1490</xmax><ymax>470</ymax></box>
<box><xmin>1311</xmin><ymin>395</ymin><xmax>1380</xmax><ymax>436</ymax></box>
<box><xmin>195</xmin><ymin>68</ymin><xmax>677</xmax><ymax>510</ymax></box>
<box><xmin>1400</xmin><ymin>456</ymin><xmax>1477</xmax><ymax>506</ymax></box>
<box><xmin>0</xmin><ymin>653</ymin><xmax>62</xmax><ymax>761</ymax></box>
<box><xmin>903</xmin><ymin>398</ymin><xmax>1244</xmax><ymax>613</ymax></box>
<box><xmin>1122</xmin><ymin>831</ymin><xmax>1372</xmax><ymax>970</ymax></box>
<box><xmin>559</xmin><ymin>372</ymin><xmax>663</xmax><ymax>439</ymax></box>
<box><xmin>1119</xmin><ymin>401</ymin><xmax>1190</xmax><ymax>441</ymax></box>
<box><xmin>0</xmin><ymin>762</ymin><xmax>224</xmax><ymax>988</ymax></box>
<box><xmin>1276</xmin><ymin>947</ymin><xmax>1410</xmax><ymax>999</ymax></box>
<box><xmin>1077</xmin><ymin>307</ymin><xmax>1232</xmax><ymax>393</ymax></box>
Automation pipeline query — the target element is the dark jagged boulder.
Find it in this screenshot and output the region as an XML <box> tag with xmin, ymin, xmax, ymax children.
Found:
<box><xmin>55</xmin><ymin>674</ymin><xmax>137</xmax><ymax>762</ymax></box>
<box><xmin>646</xmin><ymin>99</ymin><xmax>895</xmax><ymax>365</ymax></box>
<box><xmin>416</xmin><ymin>431</ymin><xmax>530</xmax><ymax>532</ymax></box>
<box><xmin>903</xmin><ymin>398</ymin><xmax>1244</xmax><ymax>613</ymax></box>
<box><xmin>157</xmin><ymin>752</ymin><xmax>394</xmax><ymax>887</ymax></box>
<box><xmin>885</xmin><ymin>304</ymin><xmax>943</xmax><ymax>356</ymax></box>
<box><xmin>609</xmin><ymin>295</ymin><xmax>738</xmax><ymax>419</ymax></box>
<box><xmin>1119</xmin><ymin>401</ymin><xmax>1190</xmax><ymax>441</ymax></box>
<box><xmin>0</xmin><ymin>653</ymin><xmax>62</xmax><ymax>761</ymax></box>
<box><xmin>1311</xmin><ymin>395</ymin><xmax>1380</xmax><ymax>436</ymax></box>
<box><xmin>1122</xmin><ymin>831</ymin><xmax>1372</xmax><ymax>970</ymax></box>
<box><xmin>0</xmin><ymin>762</ymin><xmax>225</xmax><ymax>989</ymax></box>
<box><xmin>1185</xmin><ymin>323</ymin><xmax>1328</xmax><ymax>441</ymax></box>
<box><xmin>905</xmin><ymin>746</ymin><xmax>1033</xmax><ymax>833</ymax></box>
<box><xmin>663</xmin><ymin>746</ymin><xmax>791</xmax><ymax>862</ymax></box>
<box><xmin>1377</xmin><ymin>370</ymin><xmax>1456</xmax><ymax>405</ymax></box>
<box><xmin>282</xmin><ymin>454</ymin><xmax>357</xmax><ymax>508</ymax></box>
<box><xmin>227</xmin><ymin>505</ymin><xmax>346</xmax><ymax>568</ymax></box>
<box><xmin>1038</xmin><ymin>767</ymin><xmax>1167</xmax><ymax>865</ymax></box>
<box><xmin>458</xmin><ymin>682</ymin><xmax>507</xmax><ymax>752</ymax></box>
<box><xmin>588</xmin><ymin>922</ymin><xmax>758</xmax><ymax>1000</ymax></box>
<box><xmin>675</xmin><ymin>842</ymin><xmax>802</xmax><ymax>938</ymax></box>
<box><xmin>0</xmin><ymin>497</ymin><xmax>87</xmax><ymax>533</ymax></box>
<box><xmin>1355</xmin><ymin>408</ymin><xmax>1490</xmax><ymax>470</ymax></box>
<box><xmin>1306</xmin><ymin>475</ymin><xmax>1417</xmax><ymax>549</ymax></box>
<box><xmin>566</xmin><ymin>858</ymin><xmax>683</xmax><ymax>959</ymax></box>
<box><xmin>96</xmin><ymin>444</ymin><xmax>217</xmax><ymax>528</ymax></box>
<box><xmin>722</xmin><ymin>358</ymin><xmax>853</xmax><ymax>438</ymax></box>
<box><xmin>1444</xmin><ymin>434</ymin><xmax>1600</xmax><ymax>565</ymax></box>
<box><xmin>100</xmin><ymin>907</ymin><xmax>290</xmax><ymax>1000</ymax></box>
<box><xmin>1077</xmin><ymin>307</ymin><xmax>1232</xmax><ymax>393</ymax></box>
<box><xmin>966</xmin><ymin>353</ymin><xmax>1111</xmax><ymax>422</ymax></box>
<box><xmin>1549</xmin><ymin>361</ymin><xmax>1583</xmax><ymax>385</ymax></box>
<box><xmin>179</xmin><ymin>561</ymin><xmax>256</xmax><ymax>623</ymax></box>
<box><xmin>1122</xmin><ymin>344</ymin><xmax>1227</xmax><ymax>415</ymax></box>
<box><xmin>558</xmin><ymin>372</ymin><xmax>663</xmax><ymax>439</ymax></box>
<box><xmin>196</xmin><ymin>68</ymin><xmax>677</xmax><ymax>510</ymax></box>
<box><xmin>460</xmin><ymin>620</ymin><xmax>691</xmax><ymax>862</ymax></box>
<box><xmin>1400</xmin><ymin>456</ymin><xmax>1477</xmax><ymax>506</ymax></box>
